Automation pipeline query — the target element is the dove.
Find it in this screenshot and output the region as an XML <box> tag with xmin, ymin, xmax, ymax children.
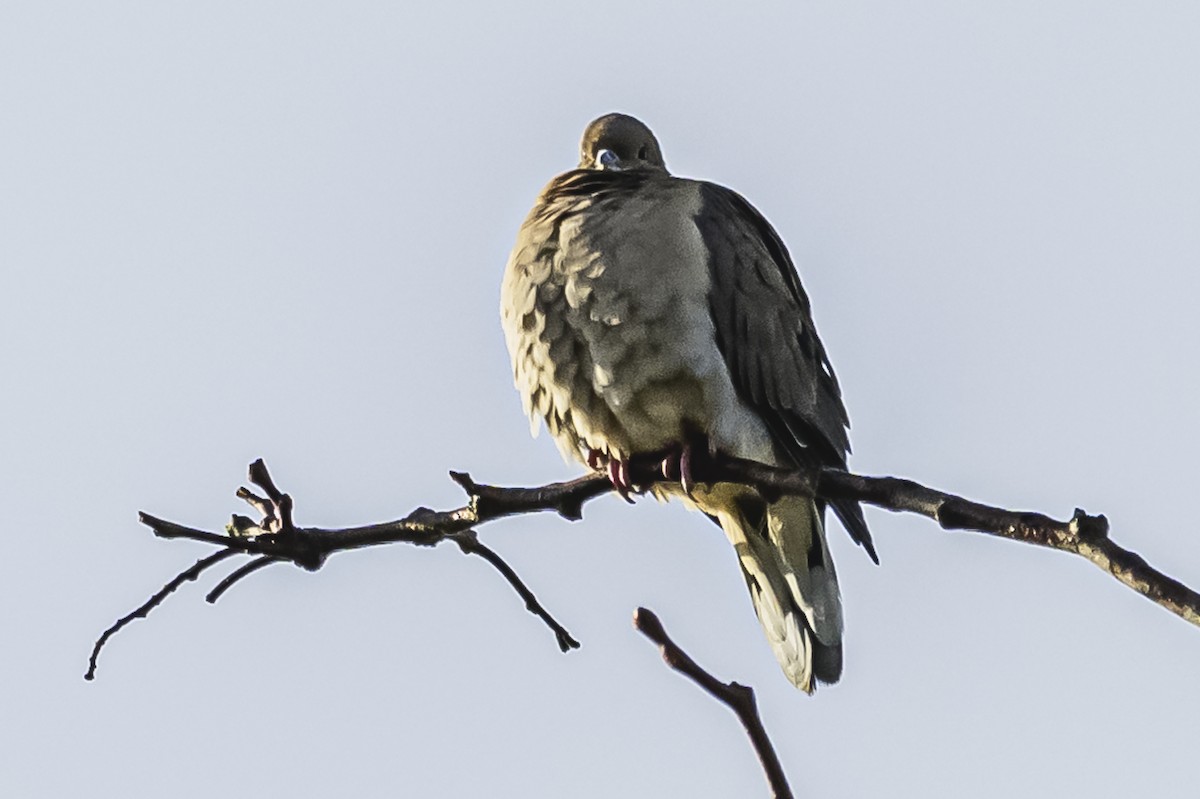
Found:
<box><xmin>501</xmin><ymin>113</ymin><xmax>875</xmax><ymax>692</ymax></box>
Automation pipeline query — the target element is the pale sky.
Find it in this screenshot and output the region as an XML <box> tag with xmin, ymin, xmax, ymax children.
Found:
<box><xmin>3</xmin><ymin>2</ymin><xmax>1199</xmax><ymax>797</ymax></box>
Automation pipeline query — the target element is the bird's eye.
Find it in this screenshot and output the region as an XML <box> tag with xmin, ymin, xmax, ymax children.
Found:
<box><xmin>596</xmin><ymin>149</ymin><xmax>621</xmax><ymax>170</ymax></box>
<box><xmin>637</xmin><ymin>145</ymin><xmax>648</xmax><ymax>159</ymax></box>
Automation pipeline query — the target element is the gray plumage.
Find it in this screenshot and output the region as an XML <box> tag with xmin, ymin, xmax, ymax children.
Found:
<box><xmin>500</xmin><ymin>113</ymin><xmax>874</xmax><ymax>692</ymax></box>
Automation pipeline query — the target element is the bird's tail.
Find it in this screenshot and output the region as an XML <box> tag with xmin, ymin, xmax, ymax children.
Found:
<box><xmin>697</xmin><ymin>488</ymin><xmax>843</xmax><ymax>693</ymax></box>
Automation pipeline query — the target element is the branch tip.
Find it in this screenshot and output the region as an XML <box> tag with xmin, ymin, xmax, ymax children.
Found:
<box><xmin>633</xmin><ymin>606</ymin><xmax>666</xmax><ymax>643</ymax></box>
<box><xmin>449</xmin><ymin>470</ymin><xmax>477</xmax><ymax>493</ymax></box>
<box><xmin>248</xmin><ymin>458</ymin><xmax>283</xmax><ymax>502</ymax></box>
<box><xmin>634</xmin><ymin>607</ymin><xmax>793</xmax><ymax>799</ymax></box>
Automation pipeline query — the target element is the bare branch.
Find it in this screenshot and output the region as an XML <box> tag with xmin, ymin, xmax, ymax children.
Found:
<box><xmin>88</xmin><ymin>460</ymin><xmax>584</xmax><ymax>678</ymax></box>
<box><xmin>90</xmin><ymin>453</ymin><xmax>1200</xmax><ymax>682</ymax></box>
<box><xmin>634</xmin><ymin>607</ymin><xmax>793</xmax><ymax>799</ymax></box>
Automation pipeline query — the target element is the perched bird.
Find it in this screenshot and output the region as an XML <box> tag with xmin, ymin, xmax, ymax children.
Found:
<box><xmin>500</xmin><ymin>113</ymin><xmax>876</xmax><ymax>692</ymax></box>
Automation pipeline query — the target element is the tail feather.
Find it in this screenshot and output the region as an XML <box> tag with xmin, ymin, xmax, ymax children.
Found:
<box><xmin>703</xmin><ymin>490</ymin><xmax>843</xmax><ymax>693</ymax></box>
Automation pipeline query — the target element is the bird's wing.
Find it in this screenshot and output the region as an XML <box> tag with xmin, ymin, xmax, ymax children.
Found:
<box><xmin>693</xmin><ymin>182</ymin><xmax>878</xmax><ymax>563</ymax></box>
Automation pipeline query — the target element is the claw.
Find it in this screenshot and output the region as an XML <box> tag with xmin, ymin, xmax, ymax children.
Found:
<box><xmin>661</xmin><ymin>451</ymin><xmax>681</xmax><ymax>481</ymax></box>
<box><xmin>607</xmin><ymin>457</ymin><xmax>636</xmax><ymax>504</ymax></box>
<box><xmin>659</xmin><ymin>443</ymin><xmax>696</xmax><ymax>498</ymax></box>
<box><xmin>620</xmin><ymin>460</ymin><xmax>636</xmax><ymax>502</ymax></box>
<box><xmin>679</xmin><ymin>442</ymin><xmax>695</xmax><ymax>499</ymax></box>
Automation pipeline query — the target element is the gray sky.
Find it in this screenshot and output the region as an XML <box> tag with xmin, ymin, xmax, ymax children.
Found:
<box><xmin>4</xmin><ymin>2</ymin><xmax>1199</xmax><ymax>796</ymax></box>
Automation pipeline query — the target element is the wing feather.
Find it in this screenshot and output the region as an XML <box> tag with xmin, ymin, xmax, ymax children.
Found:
<box><xmin>695</xmin><ymin>183</ymin><xmax>877</xmax><ymax>562</ymax></box>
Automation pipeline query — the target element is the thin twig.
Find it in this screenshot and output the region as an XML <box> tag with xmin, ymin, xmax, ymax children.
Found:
<box><xmin>85</xmin><ymin>549</ymin><xmax>239</xmax><ymax>680</ymax></box>
<box><xmin>634</xmin><ymin>607</ymin><xmax>793</xmax><ymax>799</ymax></box>
<box><xmin>451</xmin><ymin>531</ymin><xmax>580</xmax><ymax>652</ymax></box>
<box><xmin>205</xmin><ymin>556</ymin><xmax>281</xmax><ymax>604</ymax></box>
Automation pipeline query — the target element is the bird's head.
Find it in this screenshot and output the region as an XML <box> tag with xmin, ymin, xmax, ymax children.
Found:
<box><xmin>578</xmin><ymin>113</ymin><xmax>667</xmax><ymax>173</ymax></box>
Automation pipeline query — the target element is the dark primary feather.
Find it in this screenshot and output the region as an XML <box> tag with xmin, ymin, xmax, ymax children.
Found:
<box><xmin>695</xmin><ymin>183</ymin><xmax>878</xmax><ymax>563</ymax></box>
